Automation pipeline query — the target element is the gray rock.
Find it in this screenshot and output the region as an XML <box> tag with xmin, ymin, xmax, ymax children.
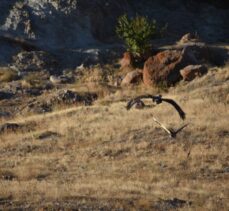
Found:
<box><xmin>36</xmin><ymin>131</ymin><xmax>61</xmax><ymax>141</ymax></box>
<box><xmin>0</xmin><ymin>0</ymin><xmax>228</xmax><ymax>68</ymax></box>
<box><xmin>13</xmin><ymin>51</ymin><xmax>58</xmax><ymax>73</ymax></box>
<box><xmin>50</xmin><ymin>90</ymin><xmax>98</xmax><ymax>105</ymax></box>
<box><xmin>0</xmin><ymin>91</ymin><xmax>14</xmax><ymax>100</ymax></box>
<box><xmin>0</xmin><ymin>123</ymin><xmax>20</xmax><ymax>133</ymax></box>
<box><xmin>0</xmin><ymin>111</ymin><xmax>11</xmax><ymax>118</ymax></box>
<box><xmin>180</xmin><ymin>65</ymin><xmax>207</xmax><ymax>81</ymax></box>
<box><xmin>23</xmin><ymin>101</ymin><xmax>52</xmax><ymax>114</ymax></box>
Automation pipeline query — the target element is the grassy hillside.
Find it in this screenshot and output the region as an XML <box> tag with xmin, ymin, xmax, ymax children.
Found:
<box><xmin>0</xmin><ymin>66</ymin><xmax>228</xmax><ymax>210</ymax></box>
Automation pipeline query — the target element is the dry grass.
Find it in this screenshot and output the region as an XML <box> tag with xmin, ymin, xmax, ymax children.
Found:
<box><xmin>0</xmin><ymin>67</ymin><xmax>18</xmax><ymax>82</ymax></box>
<box><xmin>0</xmin><ymin>66</ymin><xmax>228</xmax><ymax>210</ymax></box>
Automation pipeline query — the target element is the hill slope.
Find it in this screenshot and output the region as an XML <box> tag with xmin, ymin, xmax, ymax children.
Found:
<box><xmin>0</xmin><ymin>66</ymin><xmax>228</xmax><ymax>210</ymax></box>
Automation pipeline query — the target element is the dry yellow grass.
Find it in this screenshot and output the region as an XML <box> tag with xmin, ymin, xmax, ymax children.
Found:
<box><xmin>0</xmin><ymin>66</ymin><xmax>228</xmax><ymax>210</ymax></box>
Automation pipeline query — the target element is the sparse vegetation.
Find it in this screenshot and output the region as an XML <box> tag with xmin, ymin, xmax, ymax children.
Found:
<box><xmin>0</xmin><ymin>68</ymin><xmax>18</xmax><ymax>82</ymax></box>
<box><xmin>23</xmin><ymin>71</ymin><xmax>50</xmax><ymax>88</ymax></box>
<box><xmin>0</xmin><ymin>1</ymin><xmax>228</xmax><ymax>209</ymax></box>
<box><xmin>0</xmin><ymin>66</ymin><xmax>228</xmax><ymax>210</ymax></box>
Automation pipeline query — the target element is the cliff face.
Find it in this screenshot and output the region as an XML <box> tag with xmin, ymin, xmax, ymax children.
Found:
<box><xmin>0</xmin><ymin>0</ymin><xmax>130</xmax><ymax>48</ymax></box>
<box><xmin>0</xmin><ymin>0</ymin><xmax>228</xmax><ymax>67</ymax></box>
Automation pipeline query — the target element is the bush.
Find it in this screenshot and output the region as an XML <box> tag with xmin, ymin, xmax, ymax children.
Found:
<box><xmin>116</xmin><ymin>14</ymin><xmax>157</xmax><ymax>59</ymax></box>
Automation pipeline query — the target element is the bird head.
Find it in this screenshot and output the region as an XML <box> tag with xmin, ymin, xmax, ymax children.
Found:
<box><xmin>153</xmin><ymin>95</ymin><xmax>162</xmax><ymax>104</ymax></box>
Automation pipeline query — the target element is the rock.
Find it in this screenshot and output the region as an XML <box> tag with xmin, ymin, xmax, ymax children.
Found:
<box><xmin>0</xmin><ymin>123</ymin><xmax>20</xmax><ymax>133</ymax></box>
<box><xmin>50</xmin><ymin>90</ymin><xmax>98</xmax><ymax>106</ymax></box>
<box><xmin>143</xmin><ymin>48</ymin><xmax>197</xmax><ymax>86</ymax></box>
<box><xmin>50</xmin><ymin>75</ymin><xmax>72</xmax><ymax>84</ymax></box>
<box><xmin>23</xmin><ymin>88</ymin><xmax>43</xmax><ymax>96</ymax></box>
<box><xmin>0</xmin><ymin>170</ymin><xmax>17</xmax><ymax>181</ymax></box>
<box><xmin>13</xmin><ymin>51</ymin><xmax>58</xmax><ymax>73</ymax></box>
<box><xmin>180</xmin><ymin>65</ymin><xmax>207</xmax><ymax>81</ymax></box>
<box><xmin>119</xmin><ymin>52</ymin><xmax>133</xmax><ymax>69</ymax></box>
<box><xmin>0</xmin><ymin>111</ymin><xmax>11</xmax><ymax>118</ymax></box>
<box><xmin>155</xmin><ymin>198</ymin><xmax>192</xmax><ymax>210</ymax></box>
<box><xmin>121</xmin><ymin>69</ymin><xmax>142</xmax><ymax>86</ymax></box>
<box><xmin>0</xmin><ymin>91</ymin><xmax>14</xmax><ymax>100</ymax></box>
<box><xmin>25</xmin><ymin>101</ymin><xmax>52</xmax><ymax>114</ymax></box>
<box><xmin>182</xmin><ymin>44</ymin><xmax>211</xmax><ymax>64</ymax></box>
<box><xmin>49</xmin><ymin>75</ymin><xmax>62</xmax><ymax>84</ymax></box>
<box><xmin>178</xmin><ymin>33</ymin><xmax>200</xmax><ymax>44</ymax></box>
<box><xmin>0</xmin><ymin>1</ymin><xmax>228</xmax><ymax>68</ymax></box>
<box><xmin>36</xmin><ymin>131</ymin><xmax>61</xmax><ymax>141</ymax></box>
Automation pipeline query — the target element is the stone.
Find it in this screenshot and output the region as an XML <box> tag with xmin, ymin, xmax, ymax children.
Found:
<box><xmin>0</xmin><ymin>111</ymin><xmax>11</xmax><ymax>118</ymax></box>
<box><xmin>36</xmin><ymin>131</ymin><xmax>61</xmax><ymax>141</ymax></box>
<box><xmin>13</xmin><ymin>51</ymin><xmax>59</xmax><ymax>74</ymax></box>
<box><xmin>49</xmin><ymin>75</ymin><xmax>62</xmax><ymax>84</ymax></box>
<box><xmin>0</xmin><ymin>91</ymin><xmax>14</xmax><ymax>100</ymax></box>
<box><xmin>50</xmin><ymin>75</ymin><xmax>72</xmax><ymax>84</ymax></box>
<box><xmin>25</xmin><ymin>101</ymin><xmax>52</xmax><ymax>114</ymax></box>
<box><xmin>178</xmin><ymin>33</ymin><xmax>200</xmax><ymax>44</ymax></box>
<box><xmin>121</xmin><ymin>69</ymin><xmax>143</xmax><ymax>86</ymax></box>
<box><xmin>23</xmin><ymin>88</ymin><xmax>43</xmax><ymax>96</ymax></box>
<box><xmin>119</xmin><ymin>52</ymin><xmax>133</xmax><ymax>69</ymax></box>
<box><xmin>182</xmin><ymin>44</ymin><xmax>211</xmax><ymax>64</ymax></box>
<box><xmin>143</xmin><ymin>48</ymin><xmax>197</xmax><ymax>86</ymax></box>
<box><xmin>50</xmin><ymin>90</ymin><xmax>98</xmax><ymax>106</ymax></box>
<box><xmin>0</xmin><ymin>123</ymin><xmax>20</xmax><ymax>133</ymax></box>
<box><xmin>180</xmin><ymin>65</ymin><xmax>207</xmax><ymax>81</ymax></box>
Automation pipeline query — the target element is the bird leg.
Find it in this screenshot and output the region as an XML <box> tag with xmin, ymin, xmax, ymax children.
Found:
<box><xmin>152</xmin><ymin>117</ymin><xmax>188</xmax><ymax>138</ymax></box>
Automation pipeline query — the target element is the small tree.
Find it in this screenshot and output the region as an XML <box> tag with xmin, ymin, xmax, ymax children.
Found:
<box><xmin>116</xmin><ymin>14</ymin><xmax>157</xmax><ymax>60</ymax></box>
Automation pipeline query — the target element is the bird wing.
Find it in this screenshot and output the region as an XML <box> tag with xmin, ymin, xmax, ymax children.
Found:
<box><xmin>152</xmin><ymin>117</ymin><xmax>173</xmax><ymax>136</ymax></box>
<box><xmin>161</xmin><ymin>98</ymin><xmax>186</xmax><ymax>120</ymax></box>
<box><xmin>126</xmin><ymin>95</ymin><xmax>154</xmax><ymax>110</ymax></box>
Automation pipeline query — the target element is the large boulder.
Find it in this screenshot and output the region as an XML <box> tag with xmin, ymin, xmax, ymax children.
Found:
<box><xmin>180</xmin><ymin>65</ymin><xmax>207</xmax><ymax>81</ymax></box>
<box><xmin>143</xmin><ymin>41</ymin><xmax>214</xmax><ymax>85</ymax></box>
<box><xmin>143</xmin><ymin>48</ymin><xmax>197</xmax><ymax>86</ymax></box>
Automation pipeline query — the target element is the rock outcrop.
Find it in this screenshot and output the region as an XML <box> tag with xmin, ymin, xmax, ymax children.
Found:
<box><xmin>0</xmin><ymin>0</ymin><xmax>228</xmax><ymax>68</ymax></box>
<box><xmin>142</xmin><ymin>38</ymin><xmax>226</xmax><ymax>86</ymax></box>
<box><xmin>180</xmin><ymin>65</ymin><xmax>207</xmax><ymax>81</ymax></box>
<box><xmin>49</xmin><ymin>90</ymin><xmax>98</xmax><ymax>106</ymax></box>
<box><xmin>143</xmin><ymin>48</ymin><xmax>197</xmax><ymax>86</ymax></box>
<box><xmin>13</xmin><ymin>51</ymin><xmax>58</xmax><ymax>73</ymax></box>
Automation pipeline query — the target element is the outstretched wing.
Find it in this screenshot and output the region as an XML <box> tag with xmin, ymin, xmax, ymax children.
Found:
<box><xmin>161</xmin><ymin>98</ymin><xmax>186</xmax><ymax>120</ymax></box>
<box><xmin>126</xmin><ymin>95</ymin><xmax>153</xmax><ymax>110</ymax></box>
<box><xmin>126</xmin><ymin>98</ymin><xmax>139</xmax><ymax>110</ymax></box>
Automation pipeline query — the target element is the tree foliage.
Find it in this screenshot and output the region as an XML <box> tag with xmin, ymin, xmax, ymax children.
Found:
<box><xmin>116</xmin><ymin>14</ymin><xmax>157</xmax><ymax>59</ymax></box>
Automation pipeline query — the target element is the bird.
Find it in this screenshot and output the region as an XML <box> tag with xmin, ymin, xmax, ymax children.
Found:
<box><xmin>126</xmin><ymin>94</ymin><xmax>185</xmax><ymax>120</ymax></box>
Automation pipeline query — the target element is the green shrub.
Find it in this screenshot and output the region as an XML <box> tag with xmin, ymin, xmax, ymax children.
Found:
<box><xmin>116</xmin><ymin>14</ymin><xmax>157</xmax><ymax>59</ymax></box>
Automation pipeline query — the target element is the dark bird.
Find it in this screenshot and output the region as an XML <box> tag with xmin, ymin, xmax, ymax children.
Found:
<box><xmin>126</xmin><ymin>95</ymin><xmax>186</xmax><ymax>120</ymax></box>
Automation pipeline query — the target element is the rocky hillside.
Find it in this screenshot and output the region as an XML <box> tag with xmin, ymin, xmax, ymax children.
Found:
<box><xmin>0</xmin><ymin>0</ymin><xmax>228</xmax><ymax>68</ymax></box>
